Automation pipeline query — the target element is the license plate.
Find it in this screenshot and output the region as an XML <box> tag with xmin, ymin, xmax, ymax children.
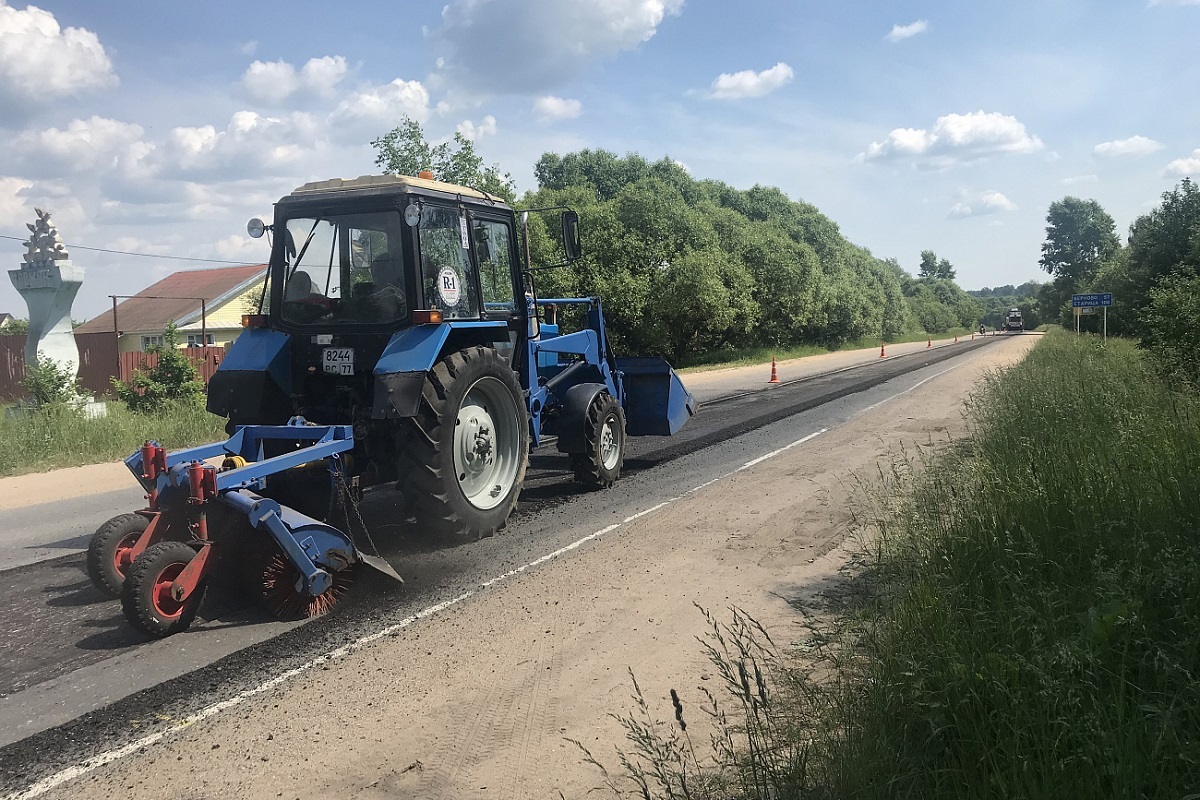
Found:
<box><xmin>322</xmin><ymin>347</ymin><xmax>354</xmax><ymax>375</ymax></box>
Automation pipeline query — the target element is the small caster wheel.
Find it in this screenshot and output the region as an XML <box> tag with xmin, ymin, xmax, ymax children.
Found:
<box><xmin>122</xmin><ymin>541</ymin><xmax>205</xmax><ymax>638</ymax></box>
<box><xmin>86</xmin><ymin>513</ymin><xmax>149</xmax><ymax>598</ymax></box>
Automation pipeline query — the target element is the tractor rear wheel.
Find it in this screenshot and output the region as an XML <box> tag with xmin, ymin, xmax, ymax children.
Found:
<box><xmin>572</xmin><ymin>392</ymin><xmax>626</xmax><ymax>489</ymax></box>
<box><xmin>86</xmin><ymin>512</ymin><xmax>149</xmax><ymax>598</ymax></box>
<box><xmin>395</xmin><ymin>346</ymin><xmax>529</xmax><ymax>541</ymax></box>
<box><xmin>122</xmin><ymin>541</ymin><xmax>205</xmax><ymax>638</ymax></box>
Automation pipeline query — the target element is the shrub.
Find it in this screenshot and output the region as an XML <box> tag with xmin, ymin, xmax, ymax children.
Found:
<box><xmin>112</xmin><ymin>322</ymin><xmax>204</xmax><ymax>413</ymax></box>
<box><xmin>22</xmin><ymin>351</ymin><xmax>81</xmax><ymax>406</ymax></box>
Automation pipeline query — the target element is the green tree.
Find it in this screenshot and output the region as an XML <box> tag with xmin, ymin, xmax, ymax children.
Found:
<box><xmin>1140</xmin><ymin>270</ymin><xmax>1200</xmax><ymax>385</ymax></box>
<box><xmin>1124</xmin><ymin>178</ymin><xmax>1200</xmax><ymax>315</ymax></box>
<box><xmin>918</xmin><ymin>250</ymin><xmax>956</xmax><ymax>280</ymax></box>
<box><xmin>2</xmin><ymin>318</ymin><xmax>29</xmax><ymax>335</ymax></box>
<box><xmin>113</xmin><ymin>322</ymin><xmax>204</xmax><ymax>413</ymax></box>
<box><xmin>1039</xmin><ymin>197</ymin><xmax>1120</xmax><ymax>322</ymax></box>
<box><xmin>371</xmin><ymin>117</ymin><xmax>515</xmax><ymax>201</ymax></box>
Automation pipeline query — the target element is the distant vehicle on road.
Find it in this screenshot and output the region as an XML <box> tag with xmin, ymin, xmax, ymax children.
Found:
<box><xmin>1002</xmin><ymin>307</ymin><xmax>1025</xmax><ymax>332</ymax></box>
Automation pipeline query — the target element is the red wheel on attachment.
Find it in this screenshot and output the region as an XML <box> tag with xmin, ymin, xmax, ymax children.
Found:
<box><xmin>86</xmin><ymin>513</ymin><xmax>149</xmax><ymax>598</ymax></box>
<box><xmin>122</xmin><ymin>541</ymin><xmax>206</xmax><ymax>638</ymax></box>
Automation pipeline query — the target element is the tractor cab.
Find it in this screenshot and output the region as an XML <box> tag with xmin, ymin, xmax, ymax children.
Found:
<box><xmin>260</xmin><ymin>174</ymin><xmax>526</xmax><ymax>333</ymax></box>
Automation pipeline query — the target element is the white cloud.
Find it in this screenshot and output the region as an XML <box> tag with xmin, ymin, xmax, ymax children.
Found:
<box><xmin>215</xmin><ymin>234</ymin><xmax>263</xmax><ymax>261</ymax></box>
<box><xmin>457</xmin><ymin>115</ymin><xmax>497</xmax><ymax>141</ymax></box>
<box><xmin>860</xmin><ymin>110</ymin><xmax>1044</xmax><ymax>166</ymax></box>
<box><xmin>885</xmin><ymin>20</ymin><xmax>928</xmax><ymax>42</ymax></box>
<box><xmin>709</xmin><ymin>62</ymin><xmax>794</xmax><ymax>100</ymax></box>
<box><xmin>1062</xmin><ymin>174</ymin><xmax>1100</xmax><ymax>185</ymax></box>
<box><xmin>0</xmin><ymin>3</ymin><xmax>116</xmax><ymax>118</ymax></box>
<box><xmin>434</xmin><ymin>0</ymin><xmax>684</xmax><ymax>93</ymax></box>
<box><xmin>1166</xmin><ymin>149</ymin><xmax>1200</xmax><ymax>176</ymax></box>
<box><xmin>241</xmin><ymin>56</ymin><xmax>348</xmax><ymax>104</ymax></box>
<box><xmin>533</xmin><ymin>95</ymin><xmax>582</xmax><ymax>122</ymax></box>
<box><xmin>1094</xmin><ymin>135</ymin><xmax>1163</xmax><ymax>157</ymax></box>
<box><xmin>0</xmin><ymin>176</ymin><xmax>34</xmax><ymax>221</ymax></box>
<box><xmin>334</xmin><ymin>78</ymin><xmax>430</xmax><ymax>125</ymax></box>
<box><xmin>153</xmin><ymin>111</ymin><xmax>321</xmax><ymax>178</ymax></box>
<box><xmin>948</xmin><ymin>189</ymin><xmax>1017</xmax><ymax>219</ymax></box>
<box><xmin>14</xmin><ymin>116</ymin><xmax>145</xmax><ymax>174</ymax></box>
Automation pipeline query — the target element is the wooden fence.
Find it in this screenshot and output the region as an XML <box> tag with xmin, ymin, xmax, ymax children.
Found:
<box><xmin>0</xmin><ymin>332</ymin><xmax>226</xmax><ymax>400</ymax></box>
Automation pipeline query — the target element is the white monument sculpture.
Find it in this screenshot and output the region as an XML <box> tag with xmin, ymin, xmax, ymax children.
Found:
<box><xmin>9</xmin><ymin>208</ymin><xmax>85</xmax><ymax>379</ymax></box>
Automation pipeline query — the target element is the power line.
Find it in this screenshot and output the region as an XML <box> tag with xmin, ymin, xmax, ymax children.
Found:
<box><xmin>0</xmin><ymin>234</ymin><xmax>262</xmax><ymax>266</ymax></box>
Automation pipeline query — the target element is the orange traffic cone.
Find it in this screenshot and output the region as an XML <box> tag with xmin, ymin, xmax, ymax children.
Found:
<box><xmin>768</xmin><ymin>356</ymin><xmax>780</xmax><ymax>384</ymax></box>
<box><xmin>879</xmin><ymin>342</ymin><xmax>886</xmax><ymax>358</ymax></box>
<box><xmin>954</xmin><ymin>334</ymin><xmax>958</xmax><ymax>343</ymax></box>
<box><xmin>927</xmin><ymin>336</ymin><xmax>931</xmax><ymax>349</ymax></box>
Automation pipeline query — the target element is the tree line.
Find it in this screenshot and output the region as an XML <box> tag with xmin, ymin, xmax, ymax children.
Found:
<box><xmin>1036</xmin><ymin>179</ymin><xmax>1200</xmax><ymax>382</ymax></box>
<box><xmin>374</xmin><ymin>120</ymin><xmax>983</xmax><ymax>364</ymax></box>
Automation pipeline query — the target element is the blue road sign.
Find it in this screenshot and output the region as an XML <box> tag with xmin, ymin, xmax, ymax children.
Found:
<box><xmin>1072</xmin><ymin>293</ymin><xmax>1113</xmax><ymax>308</ymax></box>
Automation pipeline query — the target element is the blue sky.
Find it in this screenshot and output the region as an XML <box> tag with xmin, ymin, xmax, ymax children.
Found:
<box><xmin>2</xmin><ymin>0</ymin><xmax>1198</xmax><ymax>321</ymax></box>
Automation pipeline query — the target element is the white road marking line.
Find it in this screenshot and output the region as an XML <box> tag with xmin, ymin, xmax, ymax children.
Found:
<box><xmin>5</xmin><ymin>354</ymin><xmax>973</xmax><ymax>800</ymax></box>
<box><xmin>737</xmin><ymin>428</ymin><xmax>827</xmax><ymax>471</ymax></box>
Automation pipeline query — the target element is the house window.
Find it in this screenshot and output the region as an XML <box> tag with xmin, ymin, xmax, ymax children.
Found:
<box><xmin>141</xmin><ymin>335</ymin><xmax>164</xmax><ymax>351</ymax></box>
<box><xmin>186</xmin><ymin>333</ymin><xmax>215</xmax><ymax>347</ymax></box>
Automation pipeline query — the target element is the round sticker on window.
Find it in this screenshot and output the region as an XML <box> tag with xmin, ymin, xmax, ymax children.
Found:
<box><xmin>437</xmin><ymin>266</ymin><xmax>461</xmax><ymax>305</ymax></box>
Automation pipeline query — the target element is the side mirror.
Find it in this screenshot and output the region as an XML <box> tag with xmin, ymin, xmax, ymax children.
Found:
<box><xmin>561</xmin><ymin>210</ymin><xmax>582</xmax><ymax>262</ymax></box>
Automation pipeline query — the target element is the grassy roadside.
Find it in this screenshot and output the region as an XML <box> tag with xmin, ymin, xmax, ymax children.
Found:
<box><xmin>592</xmin><ymin>329</ymin><xmax>1200</xmax><ymax>797</ymax></box>
<box><xmin>824</xmin><ymin>328</ymin><xmax>1200</xmax><ymax>797</ymax></box>
<box><xmin>0</xmin><ymin>400</ymin><xmax>226</xmax><ymax>477</ymax></box>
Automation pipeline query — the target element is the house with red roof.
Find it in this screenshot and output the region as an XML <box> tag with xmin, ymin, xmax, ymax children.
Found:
<box><xmin>75</xmin><ymin>264</ymin><xmax>267</xmax><ymax>353</ymax></box>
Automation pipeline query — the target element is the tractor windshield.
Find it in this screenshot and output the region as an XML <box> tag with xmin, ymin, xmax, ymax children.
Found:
<box><xmin>279</xmin><ymin>211</ymin><xmax>407</xmax><ymax>326</ymax></box>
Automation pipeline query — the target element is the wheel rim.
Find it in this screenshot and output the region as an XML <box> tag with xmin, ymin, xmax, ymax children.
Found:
<box><xmin>151</xmin><ymin>562</ymin><xmax>187</xmax><ymax>620</ymax></box>
<box><xmin>112</xmin><ymin>532</ymin><xmax>140</xmax><ymax>576</ymax></box>
<box><xmin>453</xmin><ymin>376</ymin><xmax>522</xmax><ymax>511</ymax></box>
<box><xmin>599</xmin><ymin>413</ymin><xmax>622</xmax><ymax>471</ymax></box>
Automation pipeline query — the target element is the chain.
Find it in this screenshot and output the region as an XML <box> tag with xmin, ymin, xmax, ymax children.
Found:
<box><xmin>331</xmin><ymin>459</ymin><xmax>384</xmax><ymax>560</ymax></box>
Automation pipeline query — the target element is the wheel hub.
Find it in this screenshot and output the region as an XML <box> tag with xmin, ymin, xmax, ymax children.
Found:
<box><xmin>452</xmin><ymin>377</ymin><xmax>522</xmax><ymax>510</ymax></box>
<box><xmin>600</xmin><ymin>416</ymin><xmax>621</xmax><ymax>470</ymax></box>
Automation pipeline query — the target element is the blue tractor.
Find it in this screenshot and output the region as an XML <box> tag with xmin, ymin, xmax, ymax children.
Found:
<box><xmin>85</xmin><ymin>173</ymin><xmax>694</xmax><ymax>637</ymax></box>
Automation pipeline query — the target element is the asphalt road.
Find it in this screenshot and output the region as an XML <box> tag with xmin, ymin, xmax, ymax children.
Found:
<box><xmin>0</xmin><ymin>336</ymin><xmax>1007</xmax><ymax>795</ymax></box>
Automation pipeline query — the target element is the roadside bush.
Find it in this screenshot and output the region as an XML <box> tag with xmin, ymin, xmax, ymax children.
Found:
<box><xmin>112</xmin><ymin>322</ymin><xmax>204</xmax><ymax>413</ymax></box>
<box><xmin>21</xmin><ymin>352</ymin><xmax>81</xmax><ymax>407</ymax></box>
<box><xmin>1139</xmin><ymin>270</ymin><xmax>1200</xmax><ymax>386</ymax></box>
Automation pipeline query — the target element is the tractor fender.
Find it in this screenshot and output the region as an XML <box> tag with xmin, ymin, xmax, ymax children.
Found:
<box><xmin>555</xmin><ymin>383</ymin><xmax>611</xmax><ymax>454</ymax></box>
<box><xmin>371</xmin><ymin>322</ymin><xmax>510</xmax><ymax>419</ymax></box>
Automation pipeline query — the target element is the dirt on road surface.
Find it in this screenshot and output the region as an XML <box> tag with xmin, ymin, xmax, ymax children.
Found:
<box><xmin>38</xmin><ymin>337</ymin><xmax>1037</xmax><ymax>800</ymax></box>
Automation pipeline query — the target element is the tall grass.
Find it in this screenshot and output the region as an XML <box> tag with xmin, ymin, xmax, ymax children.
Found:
<box><xmin>830</xmin><ymin>329</ymin><xmax>1200</xmax><ymax>798</ymax></box>
<box><xmin>0</xmin><ymin>400</ymin><xmax>226</xmax><ymax>477</ymax></box>
<box><xmin>589</xmin><ymin>330</ymin><xmax>1200</xmax><ymax>798</ymax></box>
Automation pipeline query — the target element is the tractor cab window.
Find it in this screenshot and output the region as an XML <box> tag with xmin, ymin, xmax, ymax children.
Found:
<box><xmin>473</xmin><ymin>217</ymin><xmax>518</xmax><ymax>317</ymax></box>
<box><xmin>279</xmin><ymin>211</ymin><xmax>407</xmax><ymax>326</ymax></box>
<box><xmin>418</xmin><ymin>205</ymin><xmax>480</xmax><ymax>320</ymax></box>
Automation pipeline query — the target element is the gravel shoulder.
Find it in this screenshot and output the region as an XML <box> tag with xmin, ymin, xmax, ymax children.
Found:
<box><xmin>44</xmin><ymin>336</ymin><xmax>1038</xmax><ymax>800</ymax></box>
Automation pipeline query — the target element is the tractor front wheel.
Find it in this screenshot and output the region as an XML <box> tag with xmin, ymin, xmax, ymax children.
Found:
<box><xmin>572</xmin><ymin>392</ymin><xmax>626</xmax><ymax>489</ymax></box>
<box><xmin>395</xmin><ymin>346</ymin><xmax>529</xmax><ymax>541</ymax></box>
<box><xmin>86</xmin><ymin>512</ymin><xmax>149</xmax><ymax>598</ymax></box>
<box><xmin>122</xmin><ymin>541</ymin><xmax>206</xmax><ymax>638</ymax></box>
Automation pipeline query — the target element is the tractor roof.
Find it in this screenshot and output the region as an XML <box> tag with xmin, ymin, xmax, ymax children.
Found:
<box><xmin>289</xmin><ymin>174</ymin><xmax>508</xmax><ymax>206</ymax></box>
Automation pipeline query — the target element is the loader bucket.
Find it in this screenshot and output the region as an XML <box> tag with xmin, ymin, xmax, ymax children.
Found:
<box><xmin>616</xmin><ymin>357</ymin><xmax>696</xmax><ymax>436</ymax></box>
